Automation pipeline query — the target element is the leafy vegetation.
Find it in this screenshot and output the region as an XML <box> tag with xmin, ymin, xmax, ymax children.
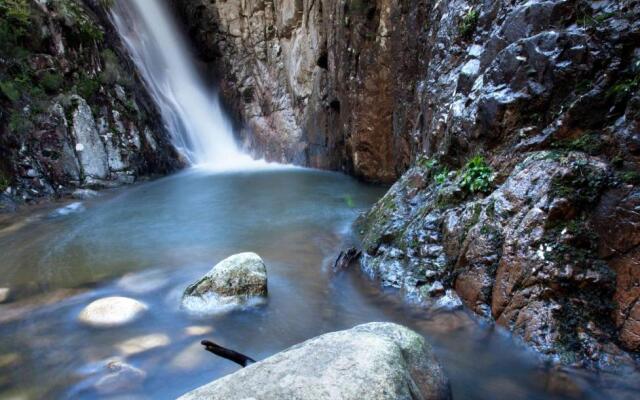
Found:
<box><xmin>552</xmin><ymin>132</ymin><xmax>603</xmax><ymax>155</ymax></box>
<box><xmin>460</xmin><ymin>155</ymin><xmax>493</xmax><ymax>194</ymax></box>
<box><xmin>0</xmin><ymin>81</ymin><xmax>21</xmax><ymax>103</ymax></box>
<box><xmin>0</xmin><ymin>0</ymin><xmax>30</xmax><ymax>33</ymax></box>
<box><xmin>618</xmin><ymin>170</ymin><xmax>640</xmax><ymax>185</ymax></box>
<box><xmin>551</xmin><ymin>159</ymin><xmax>607</xmax><ymax>206</ymax></box>
<box><xmin>8</xmin><ymin>110</ymin><xmax>34</xmax><ymax>135</ymax></box>
<box><xmin>76</xmin><ymin>74</ymin><xmax>101</xmax><ymax>100</ymax></box>
<box><xmin>577</xmin><ymin>10</ymin><xmax>616</xmax><ymax>28</ymax></box>
<box><xmin>416</xmin><ymin>155</ymin><xmax>438</xmax><ymax>170</ymax></box>
<box><xmin>605</xmin><ymin>58</ymin><xmax>640</xmax><ymax>104</ymax></box>
<box><xmin>53</xmin><ymin>0</ymin><xmax>104</xmax><ymax>44</ymax></box>
<box><xmin>41</xmin><ymin>71</ymin><xmax>64</xmax><ymax>93</ymax></box>
<box><xmin>0</xmin><ymin>173</ymin><xmax>10</xmax><ymax>192</ymax></box>
<box><xmin>0</xmin><ymin>0</ymin><xmax>32</xmax><ymax>57</ymax></box>
<box><xmin>459</xmin><ymin>9</ymin><xmax>479</xmax><ymax>39</ymax></box>
<box><xmin>434</xmin><ymin>168</ymin><xmax>449</xmax><ymax>185</ymax></box>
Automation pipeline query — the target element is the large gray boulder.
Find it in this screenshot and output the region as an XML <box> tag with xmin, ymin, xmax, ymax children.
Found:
<box><xmin>181</xmin><ymin>252</ymin><xmax>268</xmax><ymax>313</ymax></box>
<box><xmin>178</xmin><ymin>322</ymin><xmax>451</xmax><ymax>400</ymax></box>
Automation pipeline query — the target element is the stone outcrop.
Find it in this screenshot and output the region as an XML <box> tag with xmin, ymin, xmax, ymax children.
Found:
<box><xmin>0</xmin><ymin>0</ymin><xmax>181</xmax><ymax>208</ymax></box>
<box><xmin>170</xmin><ymin>0</ymin><xmax>430</xmax><ymax>182</ymax></box>
<box><xmin>169</xmin><ymin>0</ymin><xmax>640</xmax><ymax>182</ymax></box>
<box><xmin>357</xmin><ymin>150</ymin><xmax>640</xmax><ymax>371</ymax></box>
<box><xmin>178</xmin><ymin>322</ymin><xmax>451</xmax><ymax>400</ymax></box>
<box><xmin>182</xmin><ymin>252</ymin><xmax>268</xmax><ymax>313</ymax></box>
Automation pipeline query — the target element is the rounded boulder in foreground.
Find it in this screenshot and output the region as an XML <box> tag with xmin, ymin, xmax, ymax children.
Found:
<box><xmin>78</xmin><ymin>296</ymin><xmax>148</xmax><ymax>328</ymax></box>
<box><xmin>178</xmin><ymin>322</ymin><xmax>451</xmax><ymax>400</ymax></box>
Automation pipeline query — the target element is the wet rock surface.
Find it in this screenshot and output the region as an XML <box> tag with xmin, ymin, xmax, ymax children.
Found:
<box><xmin>178</xmin><ymin>322</ymin><xmax>451</xmax><ymax>400</ymax></box>
<box><xmin>357</xmin><ymin>150</ymin><xmax>640</xmax><ymax>370</ymax></box>
<box><xmin>0</xmin><ymin>0</ymin><xmax>181</xmax><ymax>209</ymax></box>
<box><xmin>169</xmin><ymin>0</ymin><xmax>640</xmax><ymax>371</ymax></box>
<box><xmin>78</xmin><ymin>296</ymin><xmax>148</xmax><ymax>328</ymax></box>
<box><xmin>170</xmin><ymin>0</ymin><xmax>639</xmax><ymax>183</ymax></box>
<box><xmin>182</xmin><ymin>252</ymin><xmax>268</xmax><ymax>313</ymax></box>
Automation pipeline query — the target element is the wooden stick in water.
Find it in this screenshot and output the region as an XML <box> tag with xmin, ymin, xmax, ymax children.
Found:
<box><xmin>201</xmin><ymin>340</ymin><xmax>256</xmax><ymax>367</ymax></box>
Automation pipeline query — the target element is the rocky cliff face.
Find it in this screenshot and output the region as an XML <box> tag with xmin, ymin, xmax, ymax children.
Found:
<box><xmin>172</xmin><ymin>0</ymin><xmax>640</xmax><ymax>371</ymax></box>
<box><xmin>170</xmin><ymin>0</ymin><xmax>431</xmax><ymax>182</ymax></box>
<box><xmin>0</xmin><ymin>0</ymin><xmax>181</xmax><ymax>210</ymax></box>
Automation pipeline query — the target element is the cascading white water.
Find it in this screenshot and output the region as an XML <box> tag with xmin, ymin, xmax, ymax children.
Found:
<box><xmin>110</xmin><ymin>0</ymin><xmax>260</xmax><ymax>170</ymax></box>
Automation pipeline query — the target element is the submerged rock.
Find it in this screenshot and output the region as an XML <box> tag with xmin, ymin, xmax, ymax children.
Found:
<box><xmin>181</xmin><ymin>253</ymin><xmax>268</xmax><ymax>313</ymax></box>
<box><xmin>178</xmin><ymin>322</ymin><xmax>451</xmax><ymax>400</ymax></box>
<box><xmin>78</xmin><ymin>297</ymin><xmax>148</xmax><ymax>328</ymax></box>
<box><xmin>184</xmin><ymin>326</ymin><xmax>214</xmax><ymax>337</ymax></box>
<box><xmin>94</xmin><ymin>359</ymin><xmax>146</xmax><ymax>395</ymax></box>
<box><xmin>72</xmin><ymin>189</ymin><xmax>100</xmax><ymax>200</ymax></box>
<box><xmin>0</xmin><ymin>288</ymin><xmax>11</xmax><ymax>304</ymax></box>
<box><xmin>115</xmin><ymin>333</ymin><xmax>171</xmax><ymax>356</ymax></box>
<box><xmin>49</xmin><ymin>202</ymin><xmax>86</xmax><ymax>218</ymax></box>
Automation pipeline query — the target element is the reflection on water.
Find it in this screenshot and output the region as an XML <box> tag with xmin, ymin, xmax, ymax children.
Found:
<box><xmin>0</xmin><ymin>170</ymin><xmax>634</xmax><ymax>399</ymax></box>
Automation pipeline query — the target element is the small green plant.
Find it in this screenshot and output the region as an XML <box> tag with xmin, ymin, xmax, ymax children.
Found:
<box><xmin>577</xmin><ymin>10</ymin><xmax>615</xmax><ymax>28</ymax></box>
<box><xmin>435</xmin><ymin>168</ymin><xmax>449</xmax><ymax>185</ymax></box>
<box><xmin>8</xmin><ymin>110</ymin><xmax>34</xmax><ymax>135</ymax></box>
<box><xmin>53</xmin><ymin>0</ymin><xmax>104</xmax><ymax>44</ymax></box>
<box><xmin>344</xmin><ymin>194</ymin><xmax>355</xmax><ymax>208</ymax></box>
<box><xmin>76</xmin><ymin>74</ymin><xmax>100</xmax><ymax>99</ymax></box>
<box><xmin>0</xmin><ymin>174</ymin><xmax>10</xmax><ymax>192</ymax></box>
<box><xmin>460</xmin><ymin>155</ymin><xmax>493</xmax><ymax>193</ymax></box>
<box><xmin>608</xmin><ymin>74</ymin><xmax>639</xmax><ymax>98</ymax></box>
<box><xmin>459</xmin><ymin>9</ymin><xmax>479</xmax><ymax>39</ymax></box>
<box><xmin>607</xmin><ymin>59</ymin><xmax>640</xmax><ymax>99</ymax></box>
<box><xmin>619</xmin><ymin>170</ymin><xmax>640</xmax><ymax>185</ymax></box>
<box><xmin>552</xmin><ymin>132</ymin><xmax>603</xmax><ymax>155</ymax></box>
<box><xmin>416</xmin><ymin>155</ymin><xmax>438</xmax><ymax>170</ymax></box>
<box><xmin>0</xmin><ymin>81</ymin><xmax>21</xmax><ymax>102</ymax></box>
<box><xmin>40</xmin><ymin>71</ymin><xmax>64</xmax><ymax>93</ymax></box>
<box><xmin>0</xmin><ymin>0</ymin><xmax>31</xmax><ymax>30</ymax></box>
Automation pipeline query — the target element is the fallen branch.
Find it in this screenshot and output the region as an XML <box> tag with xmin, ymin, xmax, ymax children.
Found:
<box><xmin>333</xmin><ymin>247</ymin><xmax>362</xmax><ymax>271</ymax></box>
<box><xmin>201</xmin><ymin>340</ymin><xmax>256</xmax><ymax>367</ymax></box>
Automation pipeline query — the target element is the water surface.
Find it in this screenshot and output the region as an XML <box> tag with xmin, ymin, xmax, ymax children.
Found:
<box><xmin>0</xmin><ymin>169</ymin><xmax>632</xmax><ymax>399</ymax></box>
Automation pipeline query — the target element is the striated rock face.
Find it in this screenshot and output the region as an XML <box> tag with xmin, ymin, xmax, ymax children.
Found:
<box><xmin>170</xmin><ymin>0</ymin><xmax>430</xmax><ymax>182</ymax></box>
<box><xmin>0</xmin><ymin>0</ymin><xmax>181</xmax><ymax>207</ymax></box>
<box><xmin>178</xmin><ymin>322</ymin><xmax>451</xmax><ymax>400</ymax></box>
<box><xmin>170</xmin><ymin>0</ymin><xmax>640</xmax><ymax>181</ymax></box>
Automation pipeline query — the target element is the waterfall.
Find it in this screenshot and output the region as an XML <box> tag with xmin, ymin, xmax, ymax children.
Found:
<box><xmin>110</xmin><ymin>0</ymin><xmax>261</xmax><ymax>170</ymax></box>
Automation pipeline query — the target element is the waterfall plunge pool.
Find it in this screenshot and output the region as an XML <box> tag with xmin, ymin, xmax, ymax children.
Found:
<box><xmin>0</xmin><ymin>168</ymin><xmax>631</xmax><ymax>399</ymax></box>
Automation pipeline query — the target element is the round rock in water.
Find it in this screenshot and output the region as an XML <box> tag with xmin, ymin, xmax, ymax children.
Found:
<box><xmin>182</xmin><ymin>252</ymin><xmax>268</xmax><ymax>313</ymax></box>
<box><xmin>78</xmin><ymin>296</ymin><xmax>148</xmax><ymax>328</ymax></box>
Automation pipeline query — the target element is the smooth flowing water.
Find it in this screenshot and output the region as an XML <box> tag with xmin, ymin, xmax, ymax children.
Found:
<box><xmin>0</xmin><ymin>169</ymin><xmax>631</xmax><ymax>400</ymax></box>
<box><xmin>110</xmin><ymin>0</ymin><xmax>257</xmax><ymax>169</ymax></box>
